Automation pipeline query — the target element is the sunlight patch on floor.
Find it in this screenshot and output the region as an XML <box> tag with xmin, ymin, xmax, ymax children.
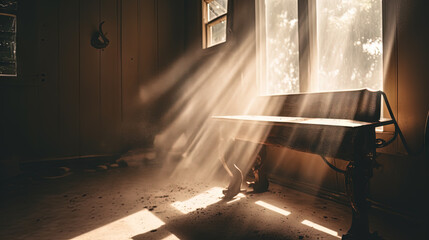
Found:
<box><xmin>226</xmin><ymin>193</ymin><xmax>246</xmax><ymax>204</ymax></box>
<box><xmin>171</xmin><ymin>187</ymin><xmax>224</xmax><ymax>214</ymax></box>
<box><xmin>301</xmin><ymin>219</ymin><xmax>341</xmax><ymax>238</ymax></box>
<box><xmin>70</xmin><ymin>209</ymin><xmax>165</xmax><ymax>240</ymax></box>
<box><xmin>255</xmin><ymin>200</ymin><xmax>291</xmax><ymax>216</ymax></box>
<box><xmin>161</xmin><ymin>234</ymin><xmax>181</xmax><ymax>240</ymax></box>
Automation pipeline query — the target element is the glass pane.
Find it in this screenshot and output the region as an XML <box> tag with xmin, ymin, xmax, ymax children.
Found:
<box><xmin>316</xmin><ymin>0</ymin><xmax>383</xmax><ymax>91</ymax></box>
<box><xmin>208</xmin><ymin>0</ymin><xmax>228</xmax><ymax>22</ymax></box>
<box><xmin>208</xmin><ymin>18</ymin><xmax>226</xmax><ymax>47</ymax></box>
<box><xmin>263</xmin><ymin>0</ymin><xmax>299</xmax><ymax>95</ymax></box>
<box><xmin>0</xmin><ymin>13</ymin><xmax>17</xmax><ymax>76</ymax></box>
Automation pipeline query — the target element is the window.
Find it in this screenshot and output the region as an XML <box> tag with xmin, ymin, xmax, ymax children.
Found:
<box><xmin>202</xmin><ymin>0</ymin><xmax>228</xmax><ymax>48</ymax></box>
<box><xmin>0</xmin><ymin>0</ymin><xmax>17</xmax><ymax>77</ymax></box>
<box><xmin>256</xmin><ymin>0</ymin><xmax>383</xmax><ymax>95</ymax></box>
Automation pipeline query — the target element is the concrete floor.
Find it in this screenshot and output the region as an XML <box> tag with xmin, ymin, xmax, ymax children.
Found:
<box><xmin>0</xmin><ymin>162</ymin><xmax>425</xmax><ymax>240</ymax></box>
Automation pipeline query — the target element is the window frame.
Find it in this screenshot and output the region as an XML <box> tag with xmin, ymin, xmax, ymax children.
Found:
<box><xmin>256</xmin><ymin>0</ymin><xmax>387</xmax><ymax>94</ymax></box>
<box><xmin>0</xmin><ymin>7</ymin><xmax>18</xmax><ymax>79</ymax></box>
<box><xmin>202</xmin><ymin>0</ymin><xmax>229</xmax><ymax>49</ymax></box>
<box><xmin>255</xmin><ymin>0</ymin><xmax>397</xmax><ymax>134</ymax></box>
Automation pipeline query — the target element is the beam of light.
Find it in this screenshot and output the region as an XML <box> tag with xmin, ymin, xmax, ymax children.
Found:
<box><xmin>171</xmin><ymin>187</ymin><xmax>224</xmax><ymax>214</ymax></box>
<box><xmin>226</xmin><ymin>193</ymin><xmax>246</xmax><ymax>204</ymax></box>
<box><xmin>146</xmin><ymin>33</ymin><xmax>284</xmax><ymax>184</ymax></box>
<box><xmin>255</xmin><ymin>200</ymin><xmax>291</xmax><ymax>216</ymax></box>
<box><xmin>69</xmin><ymin>209</ymin><xmax>165</xmax><ymax>240</ymax></box>
<box><xmin>301</xmin><ymin>220</ymin><xmax>341</xmax><ymax>238</ymax></box>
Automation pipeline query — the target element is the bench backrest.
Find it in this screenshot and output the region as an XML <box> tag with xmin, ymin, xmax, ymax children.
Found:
<box><xmin>251</xmin><ymin>89</ymin><xmax>381</xmax><ymax>122</ymax></box>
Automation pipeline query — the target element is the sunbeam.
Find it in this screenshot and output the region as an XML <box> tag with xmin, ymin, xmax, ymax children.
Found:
<box><xmin>255</xmin><ymin>200</ymin><xmax>291</xmax><ymax>216</ymax></box>
<box><xmin>171</xmin><ymin>187</ymin><xmax>224</xmax><ymax>214</ymax></box>
<box><xmin>70</xmin><ymin>210</ymin><xmax>165</xmax><ymax>240</ymax></box>
<box><xmin>301</xmin><ymin>219</ymin><xmax>341</xmax><ymax>238</ymax></box>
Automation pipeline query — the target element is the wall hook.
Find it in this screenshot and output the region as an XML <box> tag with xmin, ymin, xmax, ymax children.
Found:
<box><xmin>91</xmin><ymin>21</ymin><xmax>109</xmax><ymax>49</ymax></box>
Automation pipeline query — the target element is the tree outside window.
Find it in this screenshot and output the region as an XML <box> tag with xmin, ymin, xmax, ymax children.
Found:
<box><xmin>0</xmin><ymin>0</ymin><xmax>17</xmax><ymax>77</ymax></box>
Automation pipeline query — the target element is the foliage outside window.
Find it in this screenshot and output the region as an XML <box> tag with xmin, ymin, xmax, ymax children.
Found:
<box><xmin>257</xmin><ymin>0</ymin><xmax>382</xmax><ymax>95</ymax></box>
<box><xmin>0</xmin><ymin>0</ymin><xmax>17</xmax><ymax>77</ymax></box>
<box><xmin>202</xmin><ymin>0</ymin><xmax>228</xmax><ymax>48</ymax></box>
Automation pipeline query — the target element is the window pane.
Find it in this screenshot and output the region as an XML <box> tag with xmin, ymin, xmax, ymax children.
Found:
<box><xmin>316</xmin><ymin>0</ymin><xmax>383</xmax><ymax>91</ymax></box>
<box><xmin>0</xmin><ymin>13</ymin><xmax>17</xmax><ymax>76</ymax></box>
<box><xmin>207</xmin><ymin>18</ymin><xmax>226</xmax><ymax>47</ymax></box>
<box><xmin>263</xmin><ymin>0</ymin><xmax>299</xmax><ymax>95</ymax></box>
<box><xmin>208</xmin><ymin>0</ymin><xmax>228</xmax><ymax>22</ymax></box>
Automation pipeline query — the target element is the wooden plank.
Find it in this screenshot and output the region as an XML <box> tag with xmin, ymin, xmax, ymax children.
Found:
<box><xmin>157</xmin><ymin>0</ymin><xmax>185</xmax><ymax>71</ymax></box>
<box><xmin>36</xmin><ymin>0</ymin><xmax>60</xmax><ymax>158</ymax></box>
<box><xmin>17</xmin><ymin>0</ymin><xmax>38</xmax><ymax>85</ymax></box>
<box><xmin>23</xmin><ymin>87</ymin><xmax>40</xmax><ymax>160</ymax></box>
<box><xmin>213</xmin><ymin>115</ymin><xmax>393</xmax><ymax>128</ymax></box>
<box><xmin>100</xmin><ymin>0</ymin><xmax>122</xmax><ymax>153</ymax></box>
<box><xmin>0</xmin><ymin>87</ymin><xmax>3</xmax><ymax>158</ymax></box>
<box><xmin>79</xmin><ymin>0</ymin><xmax>101</xmax><ymax>155</ymax></box>
<box><xmin>2</xmin><ymin>88</ymin><xmax>20</xmax><ymax>157</ymax></box>
<box><xmin>18</xmin><ymin>0</ymin><xmax>39</xmax><ymax>161</ymax></box>
<box><xmin>121</xmin><ymin>0</ymin><xmax>139</xmax><ymax>147</ymax></box>
<box><xmin>58</xmin><ymin>0</ymin><xmax>80</xmax><ymax>157</ymax></box>
<box><xmin>138</xmin><ymin>0</ymin><xmax>157</xmax><ymax>83</ymax></box>
<box><xmin>0</xmin><ymin>87</ymin><xmax>37</xmax><ymax>160</ymax></box>
<box><xmin>397</xmin><ymin>0</ymin><xmax>429</xmax><ymax>155</ymax></box>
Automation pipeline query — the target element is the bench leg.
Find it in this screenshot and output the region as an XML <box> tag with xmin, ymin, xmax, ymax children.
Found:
<box><xmin>342</xmin><ymin>153</ymin><xmax>372</xmax><ymax>240</ymax></box>
<box><xmin>248</xmin><ymin>145</ymin><xmax>269</xmax><ymax>193</ymax></box>
<box><xmin>218</xmin><ymin>134</ymin><xmax>244</xmax><ymax>199</ymax></box>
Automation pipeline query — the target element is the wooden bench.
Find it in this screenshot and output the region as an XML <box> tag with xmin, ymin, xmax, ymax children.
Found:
<box><xmin>213</xmin><ymin>89</ymin><xmax>395</xmax><ymax>240</ymax></box>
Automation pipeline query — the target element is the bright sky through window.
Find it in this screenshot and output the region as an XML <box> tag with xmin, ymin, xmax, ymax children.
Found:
<box><xmin>258</xmin><ymin>0</ymin><xmax>383</xmax><ymax>95</ymax></box>
<box><xmin>315</xmin><ymin>0</ymin><xmax>383</xmax><ymax>92</ymax></box>
<box><xmin>261</xmin><ymin>0</ymin><xmax>299</xmax><ymax>94</ymax></box>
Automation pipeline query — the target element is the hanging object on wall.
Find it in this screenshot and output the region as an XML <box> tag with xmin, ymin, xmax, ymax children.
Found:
<box><xmin>91</xmin><ymin>21</ymin><xmax>109</xmax><ymax>49</ymax></box>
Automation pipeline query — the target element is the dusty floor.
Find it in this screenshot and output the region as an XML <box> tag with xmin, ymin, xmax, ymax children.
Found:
<box><xmin>0</xmin><ymin>161</ymin><xmax>425</xmax><ymax>240</ymax></box>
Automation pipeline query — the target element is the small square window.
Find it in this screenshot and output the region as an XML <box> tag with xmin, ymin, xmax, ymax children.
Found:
<box><xmin>202</xmin><ymin>0</ymin><xmax>228</xmax><ymax>48</ymax></box>
<box><xmin>0</xmin><ymin>0</ymin><xmax>18</xmax><ymax>78</ymax></box>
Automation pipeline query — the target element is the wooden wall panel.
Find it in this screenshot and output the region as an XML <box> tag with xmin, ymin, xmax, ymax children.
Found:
<box><xmin>138</xmin><ymin>0</ymin><xmax>157</xmax><ymax>83</ymax></box>
<box><xmin>17</xmin><ymin>0</ymin><xmax>38</xmax><ymax>85</ymax></box>
<box><xmin>397</xmin><ymin>0</ymin><xmax>429</xmax><ymax>154</ymax></box>
<box><xmin>157</xmin><ymin>0</ymin><xmax>184</xmax><ymax>72</ymax></box>
<box><xmin>0</xmin><ymin>0</ymin><xmax>185</xmax><ymax>164</ymax></box>
<box><xmin>36</xmin><ymin>0</ymin><xmax>60</xmax><ymax>158</ymax></box>
<box><xmin>1</xmin><ymin>88</ymin><xmax>19</xmax><ymax>156</ymax></box>
<box><xmin>100</xmin><ymin>0</ymin><xmax>122</xmax><ymax>153</ymax></box>
<box><xmin>79</xmin><ymin>0</ymin><xmax>102</xmax><ymax>155</ymax></box>
<box><xmin>0</xmin><ymin>87</ymin><xmax>3</xmax><ymax>156</ymax></box>
<box><xmin>121</xmin><ymin>0</ymin><xmax>139</xmax><ymax>147</ymax></box>
<box><xmin>58</xmin><ymin>0</ymin><xmax>80</xmax><ymax>157</ymax></box>
<box><xmin>19</xmin><ymin>1</ymin><xmax>40</xmax><ymax>159</ymax></box>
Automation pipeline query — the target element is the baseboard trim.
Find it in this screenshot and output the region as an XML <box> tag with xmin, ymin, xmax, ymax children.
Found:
<box><xmin>20</xmin><ymin>154</ymin><xmax>120</xmax><ymax>172</ymax></box>
<box><xmin>268</xmin><ymin>174</ymin><xmax>422</xmax><ymax>224</ymax></box>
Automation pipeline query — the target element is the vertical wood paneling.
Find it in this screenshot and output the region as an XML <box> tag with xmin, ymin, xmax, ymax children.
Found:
<box><xmin>157</xmin><ymin>0</ymin><xmax>184</xmax><ymax>71</ymax></box>
<box><xmin>58</xmin><ymin>0</ymin><xmax>80</xmax><ymax>157</ymax></box>
<box><xmin>1</xmin><ymin>88</ymin><xmax>17</xmax><ymax>157</ymax></box>
<box><xmin>36</xmin><ymin>0</ymin><xmax>60</xmax><ymax>157</ymax></box>
<box><xmin>121</xmin><ymin>0</ymin><xmax>139</xmax><ymax>147</ymax></box>
<box><xmin>138</xmin><ymin>0</ymin><xmax>157</xmax><ymax>83</ymax></box>
<box><xmin>19</xmin><ymin>0</ymin><xmax>39</xmax><ymax>159</ymax></box>
<box><xmin>0</xmin><ymin>87</ymin><xmax>3</xmax><ymax>157</ymax></box>
<box><xmin>79</xmin><ymin>0</ymin><xmax>101</xmax><ymax>155</ymax></box>
<box><xmin>1</xmin><ymin>87</ymin><xmax>36</xmax><ymax>159</ymax></box>
<box><xmin>18</xmin><ymin>0</ymin><xmax>38</xmax><ymax>85</ymax></box>
<box><xmin>397</xmin><ymin>0</ymin><xmax>429</xmax><ymax>154</ymax></box>
<box><xmin>1</xmin><ymin>0</ymin><xmax>186</xmax><ymax>160</ymax></box>
<box><xmin>100</xmin><ymin>0</ymin><xmax>122</xmax><ymax>153</ymax></box>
